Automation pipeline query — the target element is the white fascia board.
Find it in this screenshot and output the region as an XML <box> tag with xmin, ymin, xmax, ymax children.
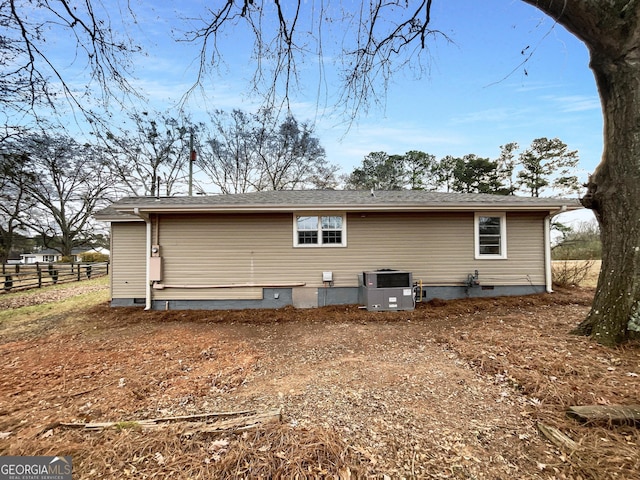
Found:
<box><xmin>95</xmin><ymin>216</ymin><xmax>145</xmax><ymax>222</ymax></box>
<box><xmin>114</xmin><ymin>203</ymin><xmax>582</xmax><ymax>215</ymax></box>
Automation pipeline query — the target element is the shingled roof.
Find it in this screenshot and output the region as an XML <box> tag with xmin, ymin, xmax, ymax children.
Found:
<box><xmin>96</xmin><ymin>190</ymin><xmax>582</xmax><ymax>220</ymax></box>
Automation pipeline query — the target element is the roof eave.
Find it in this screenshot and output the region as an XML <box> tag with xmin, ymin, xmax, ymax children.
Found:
<box><xmin>94</xmin><ymin>214</ymin><xmax>144</xmax><ymax>222</ymax></box>
<box><xmin>112</xmin><ymin>202</ymin><xmax>583</xmax><ymax>215</ymax></box>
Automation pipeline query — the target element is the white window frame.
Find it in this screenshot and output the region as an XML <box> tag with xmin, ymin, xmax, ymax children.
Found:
<box><xmin>474</xmin><ymin>212</ymin><xmax>507</xmax><ymax>259</ymax></box>
<box><xmin>293</xmin><ymin>213</ymin><xmax>347</xmax><ymax>248</ymax></box>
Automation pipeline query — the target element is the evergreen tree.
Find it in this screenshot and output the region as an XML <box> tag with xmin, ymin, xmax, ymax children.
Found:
<box><xmin>452</xmin><ymin>155</ymin><xmax>506</xmax><ymax>194</ymax></box>
<box><xmin>517</xmin><ymin>137</ymin><xmax>580</xmax><ymax>197</ymax></box>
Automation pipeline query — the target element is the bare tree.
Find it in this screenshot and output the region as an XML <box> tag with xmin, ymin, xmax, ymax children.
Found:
<box><xmin>182</xmin><ymin>0</ymin><xmax>640</xmax><ymax>345</ymax></box>
<box><xmin>181</xmin><ymin>1</ymin><xmax>446</xmax><ymax>114</ymax></box>
<box><xmin>199</xmin><ymin>109</ymin><xmax>338</xmax><ymax>192</ymax></box>
<box><xmin>199</xmin><ymin>110</ymin><xmax>261</xmax><ymax>194</ymax></box>
<box><xmin>104</xmin><ymin>111</ymin><xmax>199</xmax><ymax>197</ymax></box>
<box><xmin>0</xmin><ymin>151</ymin><xmax>34</xmax><ymax>263</ymax></box>
<box><xmin>255</xmin><ymin>113</ymin><xmax>331</xmax><ymax>190</ymax></box>
<box><xmin>9</xmin><ymin>134</ymin><xmax>114</xmax><ymax>257</ymax></box>
<box><xmin>1</xmin><ymin>0</ymin><xmax>140</xmax><ymax>122</ymax></box>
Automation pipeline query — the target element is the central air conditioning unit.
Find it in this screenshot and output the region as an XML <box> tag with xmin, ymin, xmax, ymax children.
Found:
<box><xmin>362</xmin><ymin>270</ymin><xmax>414</xmax><ymax>311</ymax></box>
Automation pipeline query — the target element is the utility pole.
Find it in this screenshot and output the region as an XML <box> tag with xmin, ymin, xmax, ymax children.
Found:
<box><xmin>188</xmin><ymin>128</ymin><xmax>196</xmax><ymax>196</ymax></box>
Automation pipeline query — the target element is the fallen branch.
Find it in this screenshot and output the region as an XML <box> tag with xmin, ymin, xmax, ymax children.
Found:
<box><xmin>182</xmin><ymin>409</ymin><xmax>282</xmax><ymax>436</ymax></box>
<box><xmin>537</xmin><ymin>423</ymin><xmax>578</xmax><ymax>451</ymax></box>
<box><xmin>148</xmin><ymin>409</ymin><xmax>255</xmax><ymax>424</ymax></box>
<box><xmin>59</xmin><ymin>419</ymin><xmax>158</xmax><ymax>431</ymax></box>
<box><xmin>57</xmin><ymin>409</ymin><xmax>277</xmax><ymax>433</ymax></box>
<box><xmin>567</xmin><ymin>405</ymin><xmax>640</xmax><ymax>426</ymax></box>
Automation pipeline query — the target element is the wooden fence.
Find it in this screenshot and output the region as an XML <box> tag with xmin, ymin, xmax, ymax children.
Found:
<box><xmin>1</xmin><ymin>262</ymin><xmax>109</xmax><ymax>293</ymax></box>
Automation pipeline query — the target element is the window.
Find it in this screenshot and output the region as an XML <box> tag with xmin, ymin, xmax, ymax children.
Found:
<box><xmin>42</xmin><ymin>255</ymin><xmax>57</xmax><ymax>262</ymax></box>
<box><xmin>294</xmin><ymin>214</ymin><xmax>346</xmax><ymax>247</ymax></box>
<box><xmin>475</xmin><ymin>213</ymin><xmax>507</xmax><ymax>259</ymax></box>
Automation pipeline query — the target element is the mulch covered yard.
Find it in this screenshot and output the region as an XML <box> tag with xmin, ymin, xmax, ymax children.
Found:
<box><xmin>0</xmin><ymin>287</ymin><xmax>638</xmax><ymax>478</ymax></box>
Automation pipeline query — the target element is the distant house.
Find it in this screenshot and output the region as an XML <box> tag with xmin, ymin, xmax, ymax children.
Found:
<box><xmin>5</xmin><ymin>254</ymin><xmax>23</xmax><ymax>265</ymax></box>
<box><xmin>95</xmin><ymin>190</ymin><xmax>582</xmax><ymax>310</ymax></box>
<box><xmin>20</xmin><ymin>247</ymin><xmax>110</xmax><ymax>264</ymax></box>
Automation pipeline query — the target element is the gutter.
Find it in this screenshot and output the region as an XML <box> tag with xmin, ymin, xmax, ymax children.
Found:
<box><xmin>544</xmin><ymin>205</ymin><xmax>568</xmax><ymax>293</ymax></box>
<box><xmin>134</xmin><ymin>207</ymin><xmax>153</xmax><ymax>310</ymax></box>
<box><xmin>115</xmin><ymin>203</ymin><xmax>580</xmax><ymax>215</ymax></box>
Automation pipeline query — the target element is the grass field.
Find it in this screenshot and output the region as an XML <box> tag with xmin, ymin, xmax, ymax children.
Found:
<box><xmin>0</xmin><ymin>276</ymin><xmax>109</xmax><ymax>338</ymax></box>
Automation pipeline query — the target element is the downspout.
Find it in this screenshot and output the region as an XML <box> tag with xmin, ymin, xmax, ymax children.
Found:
<box><xmin>544</xmin><ymin>205</ymin><xmax>568</xmax><ymax>293</ymax></box>
<box><xmin>134</xmin><ymin>208</ymin><xmax>153</xmax><ymax>310</ymax></box>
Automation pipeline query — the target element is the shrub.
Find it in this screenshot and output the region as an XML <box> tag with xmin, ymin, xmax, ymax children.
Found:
<box><xmin>552</xmin><ymin>259</ymin><xmax>597</xmax><ymax>288</ymax></box>
<box><xmin>80</xmin><ymin>252</ymin><xmax>109</xmax><ymax>263</ymax></box>
<box><xmin>552</xmin><ymin>220</ymin><xmax>601</xmax><ymax>260</ymax></box>
<box><xmin>47</xmin><ymin>263</ymin><xmax>59</xmax><ymax>283</ymax></box>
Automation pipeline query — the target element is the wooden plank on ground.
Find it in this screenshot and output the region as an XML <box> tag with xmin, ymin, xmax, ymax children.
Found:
<box><xmin>537</xmin><ymin>423</ymin><xmax>578</xmax><ymax>451</ymax></box>
<box><xmin>57</xmin><ymin>409</ymin><xmax>280</xmax><ymax>433</ymax></box>
<box><xmin>567</xmin><ymin>405</ymin><xmax>640</xmax><ymax>425</ymax></box>
<box><xmin>182</xmin><ymin>409</ymin><xmax>282</xmax><ymax>436</ymax></box>
<box><xmin>148</xmin><ymin>410</ymin><xmax>255</xmax><ymax>424</ymax></box>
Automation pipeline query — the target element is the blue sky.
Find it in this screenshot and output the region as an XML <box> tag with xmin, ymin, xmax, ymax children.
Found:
<box><xmin>124</xmin><ymin>2</ymin><xmax>601</xmax><ymax>169</ymax></box>
<box><xmin>50</xmin><ymin>0</ymin><xmax>601</xmax><ymax>225</ymax></box>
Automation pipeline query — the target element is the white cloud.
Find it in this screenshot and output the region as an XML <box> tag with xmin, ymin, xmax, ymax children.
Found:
<box><xmin>449</xmin><ymin>107</ymin><xmax>536</xmax><ymax>125</ymax></box>
<box><xmin>318</xmin><ymin>122</ymin><xmax>466</xmax><ymax>171</ymax></box>
<box><xmin>543</xmin><ymin>94</ymin><xmax>601</xmax><ymax>112</ymax></box>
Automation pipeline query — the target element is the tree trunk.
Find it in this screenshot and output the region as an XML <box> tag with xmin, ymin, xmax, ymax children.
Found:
<box><xmin>575</xmin><ymin>48</ymin><xmax>640</xmax><ymax>345</ymax></box>
<box><xmin>521</xmin><ymin>0</ymin><xmax>640</xmax><ymax>345</ymax></box>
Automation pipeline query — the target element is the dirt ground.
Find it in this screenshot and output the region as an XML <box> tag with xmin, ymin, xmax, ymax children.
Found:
<box><xmin>1</xmin><ymin>286</ymin><xmax>639</xmax><ymax>479</ymax></box>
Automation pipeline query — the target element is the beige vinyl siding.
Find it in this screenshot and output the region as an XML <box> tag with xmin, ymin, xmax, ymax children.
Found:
<box><xmin>111</xmin><ymin>222</ymin><xmax>147</xmax><ymax>299</ymax></box>
<box><xmin>150</xmin><ymin>211</ymin><xmax>545</xmax><ymax>300</ymax></box>
<box><xmin>470</xmin><ymin>211</ymin><xmax>543</xmax><ymax>285</ymax></box>
<box><xmin>155</xmin><ymin>214</ymin><xmax>291</xmax><ymax>300</ymax></box>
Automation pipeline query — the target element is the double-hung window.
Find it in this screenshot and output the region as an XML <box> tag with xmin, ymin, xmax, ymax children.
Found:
<box><xmin>294</xmin><ymin>214</ymin><xmax>346</xmax><ymax>247</ymax></box>
<box><xmin>475</xmin><ymin>212</ymin><xmax>507</xmax><ymax>259</ymax></box>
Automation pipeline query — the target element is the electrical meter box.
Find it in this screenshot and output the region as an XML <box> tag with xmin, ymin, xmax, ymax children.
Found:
<box><xmin>149</xmin><ymin>256</ymin><xmax>162</xmax><ymax>282</ymax></box>
<box><xmin>362</xmin><ymin>270</ymin><xmax>414</xmax><ymax>311</ymax></box>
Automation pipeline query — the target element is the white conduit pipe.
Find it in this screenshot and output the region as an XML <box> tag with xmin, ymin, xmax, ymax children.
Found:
<box><xmin>545</xmin><ymin>205</ymin><xmax>568</xmax><ymax>293</ymax></box>
<box><xmin>153</xmin><ymin>282</ymin><xmax>306</xmax><ymax>290</ymax></box>
<box><xmin>134</xmin><ymin>208</ymin><xmax>153</xmax><ymax>310</ymax></box>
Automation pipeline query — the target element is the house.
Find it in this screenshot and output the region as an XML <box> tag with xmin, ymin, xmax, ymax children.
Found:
<box><xmin>20</xmin><ymin>247</ymin><xmax>110</xmax><ymax>264</ymax></box>
<box><xmin>95</xmin><ymin>190</ymin><xmax>582</xmax><ymax>310</ymax></box>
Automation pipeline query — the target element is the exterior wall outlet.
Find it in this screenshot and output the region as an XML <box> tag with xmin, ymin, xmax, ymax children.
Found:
<box><xmin>322</xmin><ymin>271</ymin><xmax>333</xmax><ymax>282</ymax></box>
